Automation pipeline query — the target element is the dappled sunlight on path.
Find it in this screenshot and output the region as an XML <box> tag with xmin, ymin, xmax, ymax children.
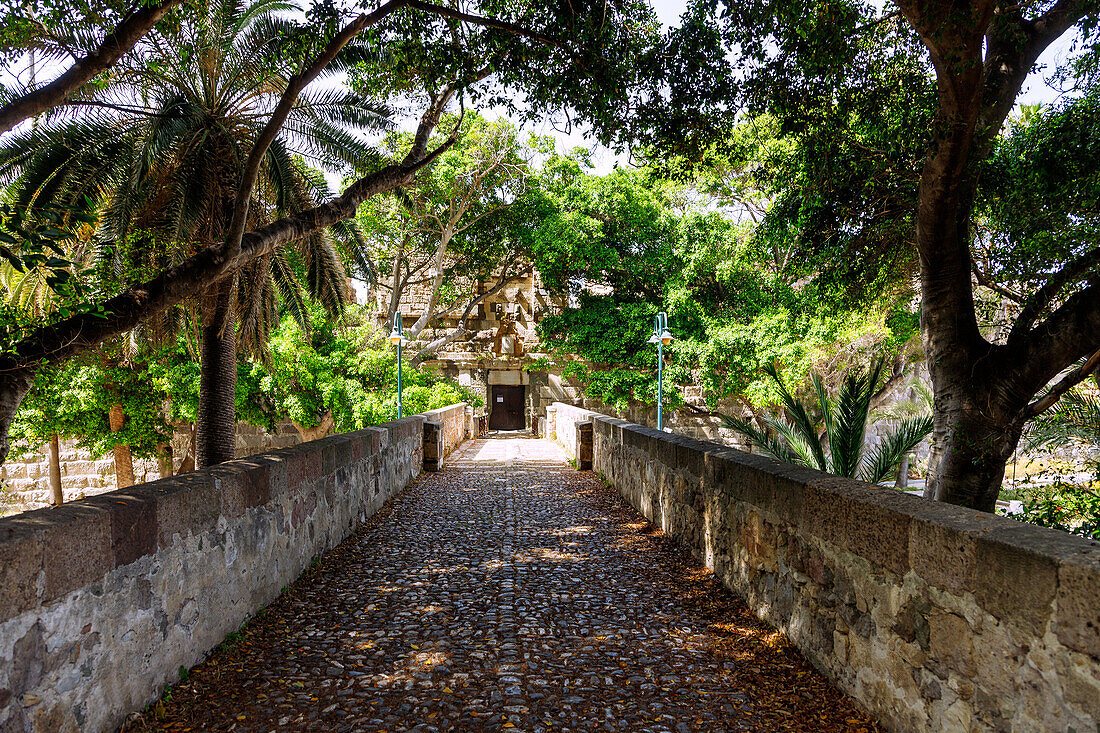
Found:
<box><xmin>125</xmin><ymin>434</ymin><xmax>879</xmax><ymax>732</ymax></box>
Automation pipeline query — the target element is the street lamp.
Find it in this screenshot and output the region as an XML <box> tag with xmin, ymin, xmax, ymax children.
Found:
<box><xmin>388</xmin><ymin>311</ymin><xmax>408</xmax><ymax>418</ymax></box>
<box><xmin>647</xmin><ymin>311</ymin><xmax>673</xmax><ymax>430</ymax></box>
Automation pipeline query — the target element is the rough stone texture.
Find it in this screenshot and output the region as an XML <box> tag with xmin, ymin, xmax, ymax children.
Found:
<box><xmin>575</xmin><ymin>421</ymin><xmax>593</xmax><ymax>470</ymax></box>
<box><xmin>549</xmin><ymin>403</ymin><xmax>1100</xmax><ymax>733</ymax></box>
<box><xmin>123</xmin><ymin>435</ymin><xmax>879</xmax><ymax>733</ymax></box>
<box><xmin>552</xmin><ymin>404</ymin><xmax>601</xmax><ymax>463</ymax></box>
<box><xmin>0</xmin><ymin>416</ymin><xmax>427</xmax><ymax>733</ymax></box>
<box><xmin>423</xmin><ymin>403</ymin><xmax>467</xmax><ymax>464</ymax></box>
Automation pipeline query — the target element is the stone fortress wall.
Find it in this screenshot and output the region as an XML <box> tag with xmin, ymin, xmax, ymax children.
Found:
<box><xmin>382</xmin><ymin>267</ymin><xmax>756</xmax><ymax>440</ymax></box>
<box><xmin>549</xmin><ymin>402</ymin><xmax>1100</xmax><ymax>733</ymax></box>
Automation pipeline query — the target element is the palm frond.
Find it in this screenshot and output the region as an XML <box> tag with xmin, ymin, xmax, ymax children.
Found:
<box><xmin>720</xmin><ymin>413</ymin><xmax>804</xmax><ymax>467</ymax></box>
<box><xmin>828</xmin><ymin>357</ymin><xmax>883</xmax><ymax>477</ymax></box>
<box><xmin>858</xmin><ymin>415</ymin><xmax>934</xmax><ymax>485</ymax></box>
<box><xmin>762</xmin><ymin>414</ymin><xmax>828</xmax><ymax>472</ymax></box>
<box><xmin>763</xmin><ymin>362</ymin><xmax>829</xmax><ymax>469</ymax></box>
<box><xmin>1026</xmin><ymin>390</ymin><xmax>1100</xmax><ymax>451</ymax></box>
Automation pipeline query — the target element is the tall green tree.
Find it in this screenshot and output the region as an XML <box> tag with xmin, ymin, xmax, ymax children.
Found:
<box><xmin>652</xmin><ymin>0</ymin><xmax>1100</xmax><ymax>511</ymax></box>
<box><xmin>1</xmin><ymin>0</ymin><xmax>382</xmax><ymax>466</ymax></box>
<box><xmin>238</xmin><ymin>302</ymin><xmax>480</xmax><ymax>437</ymax></box>
<box><xmin>358</xmin><ymin>112</ymin><xmax>538</xmax><ymax>364</ymax></box>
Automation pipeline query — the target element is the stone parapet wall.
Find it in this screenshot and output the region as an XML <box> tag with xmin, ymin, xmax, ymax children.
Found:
<box><xmin>548</xmin><ymin>403</ymin><xmax>1100</xmax><ymax>732</ymax></box>
<box><xmin>423</xmin><ymin>403</ymin><xmax>467</xmax><ymax>459</ymax></box>
<box><xmin>547</xmin><ymin>403</ymin><xmax>601</xmax><ymax>462</ymax></box>
<box><xmin>0</xmin><ymin>416</ymin><xmax>427</xmax><ymax>733</ymax></box>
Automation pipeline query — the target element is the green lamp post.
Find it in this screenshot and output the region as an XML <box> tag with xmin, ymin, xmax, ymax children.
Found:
<box><xmin>648</xmin><ymin>311</ymin><xmax>673</xmax><ymax>430</ymax></box>
<box><xmin>388</xmin><ymin>311</ymin><xmax>408</xmax><ymax>418</ymax></box>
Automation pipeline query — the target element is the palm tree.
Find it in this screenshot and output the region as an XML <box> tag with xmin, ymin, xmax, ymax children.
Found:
<box><xmin>722</xmin><ymin>358</ymin><xmax>933</xmax><ymax>485</ymax></box>
<box><xmin>1025</xmin><ymin>389</ymin><xmax>1100</xmax><ymax>479</ymax></box>
<box><xmin>0</xmin><ymin>0</ymin><xmax>385</xmax><ymax>466</ymax></box>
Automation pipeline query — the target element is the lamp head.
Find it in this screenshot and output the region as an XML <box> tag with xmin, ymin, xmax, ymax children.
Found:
<box><xmin>389</xmin><ymin>329</ymin><xmax>404</xmax><ymax>345</ymax></box>
<box><xmin>660</xmin><ymin>329</ymin><xmax>673</xmax><ymax>345</ymax></box>
<box><xmin>648</xmin><ymin>334</ymin><xmax>659</xmax><ymax>344</ymax></box>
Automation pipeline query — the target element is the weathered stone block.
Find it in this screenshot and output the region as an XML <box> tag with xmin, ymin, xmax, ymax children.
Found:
<box><xmin>0</xmin><ymin>517</ymin><xmax>43</xmax><ymax>617</ymax></box>
<box><xmin>801</xmin><ymin>477</ymin><xmax>910</xmax><ymax>577</ymax></box>
<box><xmin>973</xmin><ymin>523</ymin><xmax>1060</xmax><ymax>636</ymax></box>
<box><xmin>283</xmin><ymin>445</ymin><xmax>322</xmax><ymax>490</ymax></box>
<box><xmin>1053</xmin><ymin>550</ymin><xmax>1100</xmax><ymax>658</ymax></box>
<box><xmin>214</xmin><ymin>461</ymin><xmax>271</xmax><ymax>518</ymax></box>
<box><xmin>83</xmin><ymin>489</ymin><xmax>157</xmax><ymax>568</ymax></box>
<box><xmin>154</xmin><ymin>474</ymin><xmax>219</xmax><ymax>547</ymax></box>
<box><xmin>928</xmin><ymin>610</ymin><xmax>975</xmax><ymax>677</ymax></box>
<box><xmin>39</xmin><ymin>502</ymin><xmax>111</xmax><ymax>602</ymax></box>
<box><xmin>908</xmin><ymin>503</ymin><xmax>985</xmax><ymax>595</ymax></box>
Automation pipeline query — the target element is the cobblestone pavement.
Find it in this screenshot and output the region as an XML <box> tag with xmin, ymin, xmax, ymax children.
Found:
<box><xmin>127</xmin><ymin>434</ymin><xmax>879</xmax><ymax>733</ymax></box>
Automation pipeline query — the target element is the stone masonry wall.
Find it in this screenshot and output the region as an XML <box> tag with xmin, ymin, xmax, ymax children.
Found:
<box><xmin>3</xmin><ymin>421</ymin><xmax>303</xmax><ymax>513</ymax></box>
<box><xmin>423</xmin><ymin>403</ymin><xmax>467</xmax><ymax>459</ymax></box>
<box><xmin>546</xmin><ymin>403</ymin><xmax>594</xmax><ymax>462</ymax></box>
<box><xmin>549</xmin><ymin>403</ymin><xmax>1100</xmax><ymax>732</ymax></box>
<box><xmin>0</xmin><ymin>416</ymin><xmax>428</xmax><ymax>733</ymax></box>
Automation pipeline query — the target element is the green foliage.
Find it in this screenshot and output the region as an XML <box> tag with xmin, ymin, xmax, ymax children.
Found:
<box><xmin>0</xmin><ymin>200</ymin><xmax>112</xmax><ymax>351</ymax></box>
<box><xmin>1026</xmin><ymin>389</ymin><xmax>1100</xmax><ymax>480</ymax></box>
<box><xmin>722</xmin><ymin>358</ymin><xmax>932</xmax><ymax>484</ymax></box>
<box><xmin>343</xmin><ymin>0</ymin><xmax>662</xmax><ymax>147</ymax></box>
<box><xmin>10</xmin><ymin>347</ymin><xmax>172</xmax><ymax>460</ymax></box>
<box><xmin>357</xmin><ymin>112</ymin><xmax>539</xmax><ymax>315</ymax></box>
<box><xmin>1010</xmin><ymin>485</ymin><xmax>1100</xmax><ymax>540</ymax></box>
<box><xmin>240</xmin><ymin>302</ymin><xmax>480</xmax><ymax>432</ymax></box>
<box><xmin>976</xmin><ymin>92</ymin><xmax>1100</xmax><ymax>301</ymax></box>
<box><xmin>531</xmin><ymin>143</ymin><xmax>914</xmax><ymax>412</ymax></box>
<box><xmin>0</xmin><ymin>0</ymin><xmax>378</xmax><ymax>354</ymax></box>
<box><xmin>641</xmin><ymin>2</ymin><xmax>934</xmax><ymax>301</ymax></box>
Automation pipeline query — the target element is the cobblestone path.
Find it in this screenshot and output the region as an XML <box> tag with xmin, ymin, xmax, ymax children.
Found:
<box><xmin>127</xmin><ymin>435</ymin><xmax>879</xmax><ymax>733</ymax></box>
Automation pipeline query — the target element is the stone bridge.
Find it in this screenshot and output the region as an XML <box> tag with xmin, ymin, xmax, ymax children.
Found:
<box><xmin>0</xmin><ymin>402</ymin><xmax>1097</xmax><ymax>732</ymax></box>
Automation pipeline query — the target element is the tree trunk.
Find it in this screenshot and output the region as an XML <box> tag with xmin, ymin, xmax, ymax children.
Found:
<box><xmin>47</xmin><ymin>434</ymin><xmax>62</xmax><ymax>506</ymax></box>
<box><xmin>292</xmin><ymin>410</ymin><xmax>334</xmax><ymax>443</ymax></box>
<box><xmin>894</xmin><ymin>451</ymin><xmax>909</xmax><ymax>491</ymax></box>
<box><xmin>177</xmin><ymin>423</ymin><xmax>196</xmax><ymax>474</ymax></box>
<box><xmin>0</xmin><ymin>371</ymin><xmax>34</xmax><ymax>465</ymax></box>
<box><xmin>156</xmin><ymin>442</ymin><xmax>173</xmax><ymax>478</ymax></box>
<box><xmin>109</xmin><ymin>403</ymin><xmax>135</xmax><ymax>489</ymax></box>
<box><xmin>196</xmin><ymin>279</ymin><xmax>238</xmax><ymax>468</ymax></box>
<box><xmin>386</xmin><ymin>235</ymin><xmax>407</xmax><ymax>326</ymax></box>
<box><xmin>408</xmin><ymin>225</ymin><xmax>455</xmax><ymax>339</ymax></box>
<box><xmin>922</xmin><ymin>384</ymin><xmax>1023</xmax><ymax>511</ymax></box>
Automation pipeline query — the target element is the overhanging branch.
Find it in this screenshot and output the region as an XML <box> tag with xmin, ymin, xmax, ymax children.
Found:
<box><xmin>1018</xmin><ymin>349</ymin><xmax>1100</xmax><ymax>421</ymax></box>
<box><xmin>0</xmin><ymin>0</ymin><xmax>183</xmax><ymax>135</ymax></box>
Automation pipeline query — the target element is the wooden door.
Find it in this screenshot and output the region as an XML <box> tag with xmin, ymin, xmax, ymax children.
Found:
<box><xmin>489</xmin><ymin>385</ymin><xmax>526</xmax><ymax>430</ymax></box>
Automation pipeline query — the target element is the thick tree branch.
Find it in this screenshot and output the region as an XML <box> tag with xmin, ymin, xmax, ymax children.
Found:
<box><xmin>1008</xmin><ymin>246</ymin><xmax>1100</xmax><ymax>343</ymax></box>
<box><xmin>225</xmin><ymin>0</ymin><xmax>549</xmax><ymax>260</ymax></box>
<box><xmin>1014</xmin><ymin>280</ymin><xmax>1100</xmax><ymax>393</ymax></box>
<box><xmin>0</xmin><ymin>0</ymin><xmax>182</xmax><ymax>135</ymax></box>
<box><xmin>225</xmin><ymin>0</ymin><xmax>411</xmax><ymax>261</ymax></box>
<box><xmin>979</xmin><ymin>0</ymin><xmax>1092</xmax><ymax>145</ymax></box>
<box><xmin>972</xmin><ymin>261</ymin><xmax>1024</xmax><ymax>302</ymax></box>
<box><xmin>1018</xmin><ymin>349</ymin><xmax>1100</xmax><ymax>421</ymax></box>
<box><xmin>0</xmin><ymin>101</ymin><xmax>459</xmax><ymax>374</ymax></box>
